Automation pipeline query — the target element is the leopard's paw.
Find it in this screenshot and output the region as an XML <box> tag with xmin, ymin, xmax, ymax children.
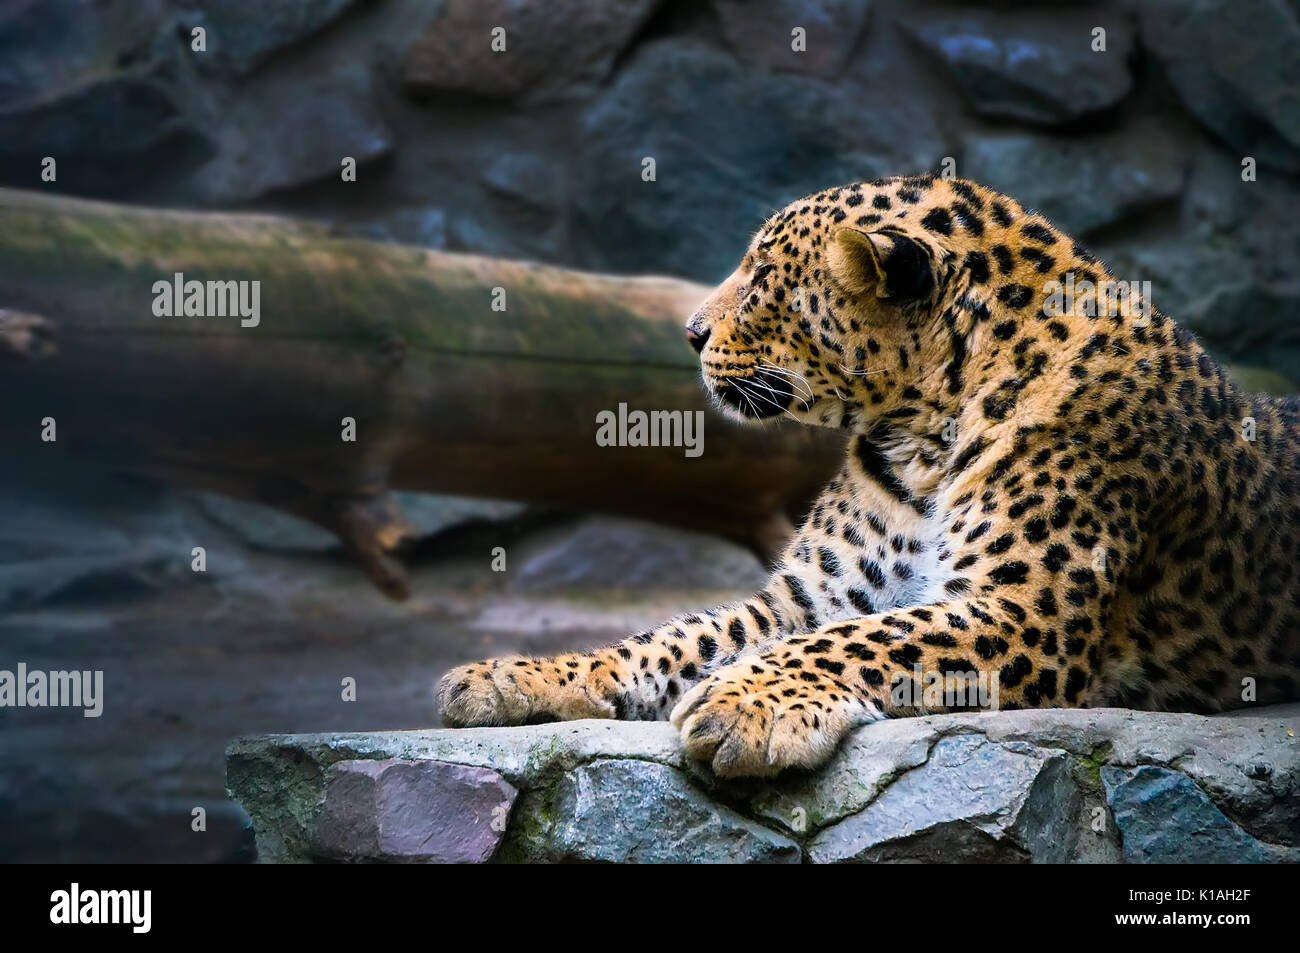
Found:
<box><xmin>669</xmin><ymin>665</ymin><xmax>867</xmax><ymax>778</ymax></box>
<box><xmin>437</xmin><ymin>658</ymin><xmax>518</xmax><ymax>727</ymax></box>
<box><xmin>437</xmin><ymin>655</ymin><xmax>620</xmax><ymax>727</ymax></box>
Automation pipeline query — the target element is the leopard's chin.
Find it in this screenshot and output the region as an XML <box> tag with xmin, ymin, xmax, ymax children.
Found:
<box><xmin>710</xmin><ymin>368</ymin><xmax>796</xmax><ymax>421</ymax></box>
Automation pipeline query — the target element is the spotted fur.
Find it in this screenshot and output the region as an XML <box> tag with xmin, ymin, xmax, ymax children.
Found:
<box><xmin>438</xmin><ymin>175</ymin><xmax>1300</xmax><ymax>778</ymax></box>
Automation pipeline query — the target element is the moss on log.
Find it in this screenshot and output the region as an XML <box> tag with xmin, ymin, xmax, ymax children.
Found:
<box><xmin>0</xmin><ymin>189</ymin><xmax>844</xmax><ymax>596</ymax></box>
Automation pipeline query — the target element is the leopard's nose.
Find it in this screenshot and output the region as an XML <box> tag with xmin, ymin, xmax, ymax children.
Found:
<box><xmin>687</xmin><ymin>326</ymin><xmax>711</xmax><ymax>354</ymax></box>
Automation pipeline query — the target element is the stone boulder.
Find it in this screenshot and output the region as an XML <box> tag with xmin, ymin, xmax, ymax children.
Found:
<box><xmin>1102</xmin><ymin>764</ymin><xmax>1295</xmax><ymax>864</ymax></box>
<box><xmin>572</xmin><ymin>38</ymin><xmax>940</xmax><ymax>282</ymax></box>
<box><xmin>712</xmin><ymin>0</ymin><xmax>875</xmax><ymax>78</ymax></box>
<box><xmin>190</xmin><ymin>63</ymin><xmax>393</xmax><ymax>203</ymax></box>
<box><xmin>903</xmin><ymin>9</ymin><xmax>1134</xmax><ymax>126</ymax></box>
<box><xmin>960</xmin><ymin>130</ymin><xmax>1186</xmax><ymax>236</ymax></box>
<box><xmin>186</xmin><ymin>0</ymin><xmax>369</xmax><ymax>76</ymax></box>
<box><xmin>1138</xmin><ymin>0</ymin><xmax>1300</xmax><ymax>171</ymax></box>
<box><xmin>507</xmin><ymin>515</ymin><xmax>768</xmax><ymax>591</ymax></box>
<box><xmin>402</xmin><ymin>0</ymin><xmax>661</xmax><ymax>100</ymax></box>
<box><xmin>313</xmin><ymin>759</ymin><xmax>518</xmax><ymax>863</ymax></box>
<box><xmin>0</xmin><ymin>0</ymin><xmax>214</xmax><ymax>192</ymax></box>
<box><xmin>191</xmin><ymin>491</ymin><xmax>526</xmax><ymax>554</ymax></box>
<box><xmin>513</xmin><ymin>759</ymin><xmax>799</xmax><ymax>863</ymax></box>
<box><xmin>227</xmin><ymin>704</ymin><xmax>1300</xmax><ymax>863</ymax></box>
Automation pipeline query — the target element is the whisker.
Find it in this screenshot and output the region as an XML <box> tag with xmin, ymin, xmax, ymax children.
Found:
<box><xmin>738</xmin><ymin>387</ymin><xmax>764</xmax><ymax>420</ymax></box>
<box><xmin>733</xmin><ymin>379</ymin><xmax>802</xmax><ymax>422</ymax></box>
<box><xmin>756</xmin><ymin>358</ymin><xmax>815</xmax><ymax>400</ymax></box>
<box><xmin>750</xmin><ymin>384</ymin><xmax>804</xmax><ymax>422</ymax></box>
<box><xmin>743</xmin><ymin>374</ymin><xmax>811</xmax><ymax>410</ymax></box>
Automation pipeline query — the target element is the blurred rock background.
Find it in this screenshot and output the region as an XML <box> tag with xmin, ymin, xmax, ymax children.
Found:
<box><xmin>2</xmin><ymin>0</ymin><xmax>1300</xmax><ymax>861</ymax></box>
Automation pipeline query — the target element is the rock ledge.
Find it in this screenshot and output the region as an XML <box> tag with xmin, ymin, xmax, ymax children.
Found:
<box><xmin>226</xmin><ymin>705</ymin><xmax>1300</xmax><ymax>863</ymax></box>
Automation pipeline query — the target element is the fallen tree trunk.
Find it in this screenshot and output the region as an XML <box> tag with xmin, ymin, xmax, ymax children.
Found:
<box><xmin>0</xmin><ymin>189</ymin><xmax>845</xmax><ymax>597</ymax></box>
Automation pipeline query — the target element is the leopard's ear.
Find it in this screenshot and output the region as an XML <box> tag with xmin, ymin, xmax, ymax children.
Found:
<box><xmin>828</xmin><ymin>228</ymin><xmax>935</xmax><ymax>302</ymax></box>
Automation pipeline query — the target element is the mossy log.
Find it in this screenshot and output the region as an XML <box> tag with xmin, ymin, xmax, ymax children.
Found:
<box><xmin>0</xmin><ymin>189</ymin><xmax>844</xmax><ymax>597</ymax></box>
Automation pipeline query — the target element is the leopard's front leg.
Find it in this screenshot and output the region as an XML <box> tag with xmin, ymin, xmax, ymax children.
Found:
<box><xmin>673</xmin><ymin>559</ymin><xmax>1124</xmax><ymax>776</ymax></box>
<box><xmin>437</xmin><ymin>589</ymin><xmax>808</xmax><ymax>727</ymax></box>
<box><xmin>669</xmin><ymin>597</ymin><xmax>1051</xmax><ymax>777</ymax></box>
<box><xmin>437</xmin><ymin>459</ymin><xmax>954</xmax><ymax>729</ymax></box>
<box><xmin>667</xmin><ymin>461</ymin><xmax>1139</xmax><ymax>777</ymax></box>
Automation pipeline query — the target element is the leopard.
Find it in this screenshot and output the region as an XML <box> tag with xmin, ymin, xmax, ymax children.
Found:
<box><xmin>438</xmin><ymin>174</ymin><xmax>1300</xmax><ymax>778</ymax></box>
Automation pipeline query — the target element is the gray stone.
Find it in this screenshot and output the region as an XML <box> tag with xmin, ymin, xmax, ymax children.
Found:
<box><xmin>188</xmin><ymin>0</ymin><xmax>368</xmax><ymax>76</ymax></box>
<box><xmin>190</xmin><ymin>493</ymin><xmax>340</xmax><ymax>552</ymax></box>
<box><xmin>1101</xmin><ymin>764</ymin><xmax>1300</xmax><ymax>863</ymax></box>
<box><xmin>514</xmin><ymin>759</ymin><xmax>800</xmax><ymax>863</ymax></box>
<box><xmin>191</xmin><ymin>491</ymin><xmax>526</xmax><ymax>552</ymax></box>
<box><xmin>312</xmin><ymin>758</ymin><xmax>516</xmax><ymax>863</ymax></box>
<box><xmin>1094</xmin><ymin>236</ymin><xmax>1273</xmax><ymax>377</ymax></box>
<box><xmin>228</xmin><ymin>705</ymin><xmax>1300</xmax><ymax>863</ymax></box>
<box><xmin>402</xmin><ymin>0</ymin><xmax>660</xmax><ymax>101</ymax></box>
<box><xmin>1182</xmin><ymin>149</ymin><xmax>1253</xmax><ymax>233</ymax></box>
<box><xmin>193</xmin><ymin>64</ymin><xmax>392</xmax><ymax>203</ymax></box>
<box><xmin>712</xmin><ymin>0</ymin><xmax>874</xmax><ymax>78</ymax></box>
<box><xmin>747</xmin><ymin>715</ymin><xmax>938</xmax><ymax>834</ymax></box>
<box><xmin>807</xmin><ymin>735</ymin><xmax>1079</xmax><ymax>863</ymax></box>
<box><xmin>1181</xmin><ymin>282</ymin><xmax>1300</xmax><ymax>383</ymax></box>
<box><xmin>574</xmin><ymin>39</ymin><xmax>935</xmax><ymax>282</ymax></box>
<box><xmin>509</xmin><ymin>515</ymin><xmax>768</xmax><ymax>591</ymax></box>
<box><xmin>0</xmin><ymin>473</ymin><xmax>226</xmax><ymax>609</ymax></box>
<box><xmin>961</xmin><ymin>130</ymin><xmax>1186</xmax><ymax>236</ymax></box>
<box><xmin>0</xmin><ymin>0</ymin><xmax>170</xmax><ymax>107</ymax></box>
<box><xmin>0</xmin><ymin>0</ymin><xmax>214</xmax><ymax>192</ymax></box>
<box><xmin>904</xmin><ymin>10</ymin><xmax>1134</xmax><ymax>125</ymax></box>
<box><xmin>1139</xmin><ymin>0</ymin><xmax>1300</xmax><ymax>171</ymax></box>
<box><xmin>481</xmin><ymin>152</ymin><xmax>564</xmax><ymax>213</ymax></box>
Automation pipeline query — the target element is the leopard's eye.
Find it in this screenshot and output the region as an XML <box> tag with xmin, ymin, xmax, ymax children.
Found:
<box><xmin>740</xmin><ymin>263</ymin><xmax>773</xmax><ymax>301</ymax></box>
<box><xmin>737</xmin><ymin>262</ymin><xmax>774</xmax><ymax>308</ymax></box>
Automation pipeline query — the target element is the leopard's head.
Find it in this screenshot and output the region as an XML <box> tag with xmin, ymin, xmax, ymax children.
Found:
<box><xmin>687</xmin><ymin>176</ymin><xmax>1009</xmax><ymax>433</ymax></box>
